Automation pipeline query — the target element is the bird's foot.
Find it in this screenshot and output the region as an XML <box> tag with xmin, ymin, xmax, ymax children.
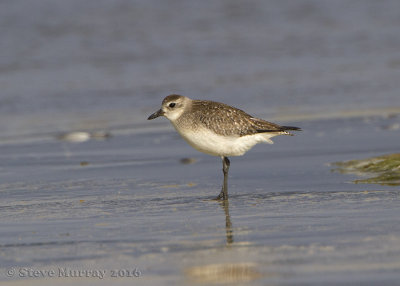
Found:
<box><xmin>214</xmin><ymin>188</ymin><xmax>227</xmax><ymax>200</ymax></box>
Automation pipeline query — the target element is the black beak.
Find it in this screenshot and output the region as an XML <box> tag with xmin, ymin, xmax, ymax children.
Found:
<box><xmin>147</xmin><ymin>109</ymin><xmax>164</xmax><ymax>120</ymax></box>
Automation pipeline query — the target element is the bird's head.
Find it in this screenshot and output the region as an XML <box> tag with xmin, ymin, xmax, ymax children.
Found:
<box><xmin>147</xmin><ymin>94</ymin><xmax>189</xmax><ymax>122</ymax></box>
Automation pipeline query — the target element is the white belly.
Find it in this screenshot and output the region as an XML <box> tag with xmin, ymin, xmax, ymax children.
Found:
<box><xmin>174</xmin><ymin>126</ymin><xmax>276</xmax><ymax>157</ymax></box>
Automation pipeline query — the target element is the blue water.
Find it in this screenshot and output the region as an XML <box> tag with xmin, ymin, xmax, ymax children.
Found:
<box><xmin>1</xmin><ymin>0</ymin><xmax>400</xmax><ymax>138</ymax></box>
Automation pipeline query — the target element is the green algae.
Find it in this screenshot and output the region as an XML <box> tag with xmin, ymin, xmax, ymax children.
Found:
<box><xmin>332</xmin><ymin>153</ymin><xmax>400</xmax><ymax>186</ymax></box>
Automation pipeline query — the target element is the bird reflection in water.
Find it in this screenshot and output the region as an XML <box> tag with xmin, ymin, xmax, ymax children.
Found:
<box><xmin>219</xmin><ymin>198</ymin><xmax>233</xmax><ymax>245</ymax></box>
<box><xmin>184</xmin><ymin>198</ymin><xmax>264</xmax><ymax>284</ymax></box>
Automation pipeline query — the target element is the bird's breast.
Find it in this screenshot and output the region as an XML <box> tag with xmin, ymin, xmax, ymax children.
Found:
<box><xmin>172</xmin><ymin>125</ymin><xmax>273</xmax><ymax>157</ymax></box>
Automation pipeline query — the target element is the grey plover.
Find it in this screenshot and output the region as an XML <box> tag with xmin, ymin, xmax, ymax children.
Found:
<box><xmin>148</xmin><ymin>94</ymin><xmax>301</xmax><ymax>200</ymax></box>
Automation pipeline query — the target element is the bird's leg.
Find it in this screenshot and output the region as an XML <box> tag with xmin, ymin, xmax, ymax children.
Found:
<box><xmin>222</xmin><ymin>157</ymin><xmax>230</xmax><ymax>198</ymax></box>
<box><xmin>216</xmin><ymin>156</ymin><xmax>230</xmax><ymax>200</ymax></box>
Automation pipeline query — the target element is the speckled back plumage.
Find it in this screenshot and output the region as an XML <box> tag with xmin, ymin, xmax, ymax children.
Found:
<box><xmin>176</xmin><ymin>99</ymin><xmax>288</xmax><ymax>137</ymax></box>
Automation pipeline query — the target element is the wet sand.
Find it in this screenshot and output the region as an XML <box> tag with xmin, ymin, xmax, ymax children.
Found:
<box><xmin>1</xmin><ymin>113</ymin><xmax>400</xmax><ymax>285</ymax></box>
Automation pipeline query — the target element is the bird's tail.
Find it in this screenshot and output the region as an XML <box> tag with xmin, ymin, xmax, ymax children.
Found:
<box><xmin>255</xmin><ymin>125</ymin><xmax>302</xmax><ymax>136</ymax></box>
<box><xmin>281</xmin><ymin>126</ymin><xmax>302</xmax><ymax>136</ymax></box>
<box><xmin>282</xmin><ymin>126</ymin><xmax>302</xmax><ymax>131</ymax></box>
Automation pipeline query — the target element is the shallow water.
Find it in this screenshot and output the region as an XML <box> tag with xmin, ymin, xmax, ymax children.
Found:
<box><xmin>1</xmin><ymin>115</ymin><xmax>400</xmax><ymax>285</ymax></box>
<box><xmin>2</xmin><ymin>0</ymin><xmax>400</xmax><ymax>138</ymax></box>
<box><xmin>1</xmin><ymin>0</ymin><xmax>400</xmax><ymax>285</ymax></box>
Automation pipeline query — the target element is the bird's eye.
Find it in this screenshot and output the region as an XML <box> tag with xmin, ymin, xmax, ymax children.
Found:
<box><xmin>169</xmin><ymin>103</ymin><xmax>176</xmax><ymax>108</ymax></box>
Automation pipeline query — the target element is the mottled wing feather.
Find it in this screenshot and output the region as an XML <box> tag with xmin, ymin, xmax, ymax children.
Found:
<box><xmin>190</xmin><ymin>100</ymin><xmax>286</xmax><ymax>137</ymax></box>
